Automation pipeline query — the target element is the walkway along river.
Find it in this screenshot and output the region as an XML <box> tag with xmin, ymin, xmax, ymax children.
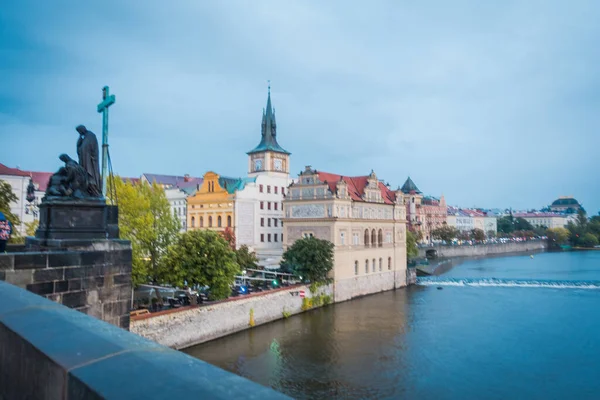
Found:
<box><xmin>185</xmin><ymin>251</ymin><xmax>600</xmax><ymax>399</ymax></box>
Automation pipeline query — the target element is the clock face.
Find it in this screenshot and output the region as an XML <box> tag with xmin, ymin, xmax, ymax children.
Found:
<box><xmin>254</xmin><ymin>159</ymin><xmax>263</xmax><ymax>171</ymax></box>
<box><xmin>274</xmin><ymin>159</ymin><xmax>283</xmax><ymax>171</ymax></box>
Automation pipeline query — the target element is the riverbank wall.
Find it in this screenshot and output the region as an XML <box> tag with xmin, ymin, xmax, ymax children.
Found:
<box><xmin>417</xmin><ymin>240</ymin><xmax>547</xmax><ymax>259</ymax></box>
<box><xmin>131</xmin><ymin>284</ymin><xmax>333</xmax><ymax>349</ymax></box>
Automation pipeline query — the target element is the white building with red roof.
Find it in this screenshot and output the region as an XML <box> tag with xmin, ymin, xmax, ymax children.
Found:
<box><xmin>282</xmin><ymin>166</ymin><xmax>408</xmax><ymax>302</ymax></box>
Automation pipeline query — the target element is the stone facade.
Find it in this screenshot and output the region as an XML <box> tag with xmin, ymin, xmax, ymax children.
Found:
<box><xmin>0</xmin><ymin>240</ymin><xmax>132</xmax><ymax>329</ymax></box>
<box><xmin>283</xmin><ymin>167</ymin><xmax>408</xmax><ymax>303</ymax></box>
<box><xmin>399</xmin><ymin>177</ymin><xmax>447</xmax><ymax>243</ymax></box>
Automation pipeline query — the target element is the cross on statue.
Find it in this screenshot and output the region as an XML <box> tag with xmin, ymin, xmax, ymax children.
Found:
<box><xmin>97</xmin><ymin>86</ymin><xmax>116</xmax><ymax>197</ymax></box>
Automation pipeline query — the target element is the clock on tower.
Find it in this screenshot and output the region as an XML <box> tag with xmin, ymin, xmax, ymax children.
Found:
<box><xmin>254</xmin><ymin>159</ymin><xmax>263</xmax><ymax>171</ymax></box>
<box><xmin>274</xmin><ymin>159</ymin><xmax>283</xmax><ymax>171</ymax></box>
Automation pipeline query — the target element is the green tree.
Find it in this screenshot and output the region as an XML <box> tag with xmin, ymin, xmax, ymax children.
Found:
<box><xmin>162</xmin><ymin>230</ymin><xmax>240</xmax><ymax>300</ymax></box>
<box><xmin>236</xmin><ymin>245</ymin><xmax>258</xmax><ymax>270</ymax></box>
<box><xmin>546</xmin><ymin>227</ymin><xmax>570</xmax><ymax>245</ymax></box>
<box><xmin>108</xmin><ymin>177</ymin><xmax>180</xmax><ymax>287</ymax></box>
<box><xmin>514</xmin><ymin>217</ymin><xmax>534</xmax><ymax>231</ymax></box>
<box><xmin>431</xmin><ymin>225</ymin><xmax>459</xmax><ymax>243</ymax></box>
<box><xmin>579</xmin><ymin>233</ymin><xmax>599</xmax><ymax>248</ymax></box>
<box><xmin>471</xmin><ymin>228</ymin><xmax>485</xmax><ymax>242</ymax></box>
<box><xmin>281</xmin><ymin>236</ymin><xmax>334</xmax><ymax>284</ymax></box>
<box><xmin>0</xmin><ymin>180</ymin><xmax>21</xmax><ymax>242</ymax></box>
<box><xmin>497</xmin><ymin>216</ymin><xmax>513</xmax><ymax>234</ymax></box>
<box><xmin>25</xmin><ymin>220</ymin><xmax>39</xmax><ymax>237</ymax></box>
<box><xmin>406</xmin><ymin>230</ymin><xmax>419</xmax><ymax>260</ymax></box>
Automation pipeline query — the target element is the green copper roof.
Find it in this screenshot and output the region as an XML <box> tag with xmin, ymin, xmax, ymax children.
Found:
<box><xmin>247</xmin><ymin>87</ymin><xmax>290</xmax><ymax>155</ymax></box>
<box><xmin>218</xmin><ymin>176</ymin><xmax>256</xmax><ymax>194</ymax></box>
<box><xmin>400</xmin><ymin>176</ymin><xmax>421</xmax><ymax>194</ymax></box>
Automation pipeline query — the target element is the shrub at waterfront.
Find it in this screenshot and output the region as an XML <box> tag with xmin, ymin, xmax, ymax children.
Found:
<box><xmin>565</xmin><ymin>210</ymin><xmax>600</xmax><ymax>248</ymax></box>
<box><xmin>406</xmin><ymin>231</ymin><xmax>419</xmax><ymax>260</ymax></box>
<box><xmin>281</xmin><ymin>236</ymin><xmax>334</xmax><ymax>285</ymax></box>
<box><xmin>162</xmin><ymin>230</ymin><xmax>240</xmax><ymax>300</ymax></box>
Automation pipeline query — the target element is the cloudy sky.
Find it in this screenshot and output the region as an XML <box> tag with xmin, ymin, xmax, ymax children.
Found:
<box><xmin>1</xmin><ymin>1</ymin><xmax>599</xmax><ymax>213</ymax></box>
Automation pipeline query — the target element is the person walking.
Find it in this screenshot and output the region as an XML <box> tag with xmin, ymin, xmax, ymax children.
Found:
<box><xmin>0</xmin><ymin>212</ymin><xmax>12</xmax><ymax>253</ymax></box>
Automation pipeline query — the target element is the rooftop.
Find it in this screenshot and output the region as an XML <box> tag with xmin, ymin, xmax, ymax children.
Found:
<box><xmin>400</xmin><ymin>176</ymin><xmax>421</xmax><ymax>194</ymax></box>
<box><xmin>314</xmin><ymin>171</ymin><xmax>396</xmax><ymax>204</ymax></box>
<box><xmin>247</xmin><ymin>87</ymin><xmax>290</xmax><ymax>155</ymax></box>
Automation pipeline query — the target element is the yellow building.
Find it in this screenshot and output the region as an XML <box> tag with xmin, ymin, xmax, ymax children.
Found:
<box><xmin>187</xmin><ymin>171</ymin><xmax>255</xmax><ymax>233</ymax></box>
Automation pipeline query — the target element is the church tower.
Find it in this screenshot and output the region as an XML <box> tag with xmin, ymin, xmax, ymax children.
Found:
<box><xmin>247</xmin><ymin>85</ymin><xmax>290</xmax><ymax>176</ymax></box>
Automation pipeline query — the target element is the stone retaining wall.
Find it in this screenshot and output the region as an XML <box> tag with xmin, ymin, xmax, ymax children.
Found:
<box><xmin>334</xmin><ymin>270</ymin><xmax>407</xmax><ymax>302</ymax></box>
<box><xmin>417</xmin><ymin>240</ymin><xmax>547</xmax><ymax>259</ymax></box>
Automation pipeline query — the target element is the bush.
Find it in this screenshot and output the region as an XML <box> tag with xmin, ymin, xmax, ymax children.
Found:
<box><xmin>579</xmin><ymin>233</ymin><xmax>599</xmax><ymax>248</ymax></box>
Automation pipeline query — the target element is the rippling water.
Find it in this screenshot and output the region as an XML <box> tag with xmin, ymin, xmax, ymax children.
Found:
<box><xmin>184</xmin><ymin>251</ymin><xmax>600</xmax><ymax>399</ymax></box>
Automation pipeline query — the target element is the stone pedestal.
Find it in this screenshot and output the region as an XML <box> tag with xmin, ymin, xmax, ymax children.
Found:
<box><xmin>35</xmin><ymin>198</ymin><xmax>115</xmax><ymax>242</ymax></box>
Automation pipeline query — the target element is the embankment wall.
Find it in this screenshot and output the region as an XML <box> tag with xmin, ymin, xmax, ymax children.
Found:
<box><xmin>417</xmin><ymin>240</ymin><xmax>547</xmax><ymax>259</ymax></box>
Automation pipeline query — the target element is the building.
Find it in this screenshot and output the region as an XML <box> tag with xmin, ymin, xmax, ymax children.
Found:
<box><xmin>0</xmin><ymin>163</ymin><xmax>50</xmax><ymax>235</ymax></box>
<box><xmin>549</xmin><ymin>196</ymin><xmax>583</xmax><ymax>214</ymax></box>
<box><xmin>399</xmin><ymin>177</ymin><xmax>447</xmax><ymax>243</ymax></box>
<box><xmin>513</xmin><ymin>212</ymin><xmax>576</xmax><ymax>229</ymax></box>
<box><xmin>282</xmin><ymin>166</ymin><xmax>408</xmax><ymax>302</ymax></box>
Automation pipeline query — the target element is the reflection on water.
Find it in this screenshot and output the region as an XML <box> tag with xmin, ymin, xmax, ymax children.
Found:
<box><xmin>185</xmin><ymin>251</ymin><xmax>600</xmax><ymax>400</ymax></box>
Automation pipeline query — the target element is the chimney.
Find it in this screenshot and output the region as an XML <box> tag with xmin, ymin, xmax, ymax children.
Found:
<box><xmin>184</xmin><ymin>174</ymin><xmax>191</xmax><ymax>182</ymax></box>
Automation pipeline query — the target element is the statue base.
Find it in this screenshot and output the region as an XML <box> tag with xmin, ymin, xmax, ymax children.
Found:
<box><xmin>35</xmin><ymin>198</ymin><xmax>119</xmax><ymax>241</ymax></box>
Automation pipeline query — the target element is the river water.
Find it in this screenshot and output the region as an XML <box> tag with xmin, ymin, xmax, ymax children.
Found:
<box><xmin>184</xmin><ymin>251</ymin><xmax>600</xmax><ymax>399</ymax></box>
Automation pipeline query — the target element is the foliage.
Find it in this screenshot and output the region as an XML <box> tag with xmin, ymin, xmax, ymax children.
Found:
<box><xmin>235</xmin><ymin>245</ymin><xmax>258</xmax><ymax>270</ymax></box>
<box><xmin>470</xmin><ymin>228</ymin><xmax>486</xmax><ymax>242</ymax></box>
<box><xmin>486</xmin><ymin>230</ymin><xmax>496</xmax><ymax>238</ymax></box>
<box><xmin>282</xmin><ymin>309</ymin><xmax>291</xmax><ymax>319</ymax></box>
<box><xmin>221</xmin><ymin>226</ymin><xmax>236</xmax><ymax>249</ymax></box>
<box><xmin>249</xmin><ymin>308</ymin><xmax>255</xmax><ymax>327</ymax></box>
<box><xmin>497</xmin><ymin>216</ymin><xmax>534</xmax><ymax>234</ymax></box>
<box><xmin>0</xmin><ymin>180</ymin><xmax>20</xmax><ymax>241</ymax></box>
<box><xmin>107</xmin><ymin>177</ymin><xmax>180</xmax><ymax>287</ymax></box>
<box><xmin>281</xmin><ymin>237</ymin><xmax>334</xmax><ymax>284</ymax></box>
<box><xmin>406</xmin><ymin>231</ymin><xmax>419</xmax><ymax>260</ymax></box>
<box><xmin>546</xmin><ymin>227</ymin><xmax>570</xmax><ymax>244</ymax></box>
<box><xmin>301</xmin><ymin>297</ymin><xmax>312</xmax><ymax>311</ymax></box>
<box><xmin>162</xmin><ymin>230</ymin><xmax>240</xmax><ymax>300</ymax></box>
<box><xmin>301</xmin><ymin>293</ymin><xmax>332</xmax><ymax>310</ymax></box>
<box><xmin>431</xmin><ymin>225</ymin><xmax>459</xmax><ymax>243</ymax></box>
<box><xmin>579</xmin><ymin>233</ymin><xmax>599</xmax><ymax>248</ymax></box>
<box><xmin>25</xmin><ymin>220</ymin><xmax>39</xmax><ymax>237</ymax></box>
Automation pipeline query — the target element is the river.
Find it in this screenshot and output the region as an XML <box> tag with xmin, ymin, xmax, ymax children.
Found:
<box><xmin>184</xmin><ymin>251</ymin><xmax>600</xmax><ymax>399</ymax></box>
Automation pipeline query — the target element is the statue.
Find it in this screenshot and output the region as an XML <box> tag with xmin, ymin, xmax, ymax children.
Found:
<box><xmin>46</xmin><ymin>154</ymin><xmax>90</xmax><ymax>199</ymax></box>
<box><xmin>76</xmin><ymin>125</ymin><xmax>102</xmax><ymax>197</ymax></box>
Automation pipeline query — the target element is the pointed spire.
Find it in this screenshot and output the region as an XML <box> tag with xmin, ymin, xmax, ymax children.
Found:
<box><xmin>247</xmin><ymin>82</ymin><xmax>290</xmax><ymax>155</ymax></box>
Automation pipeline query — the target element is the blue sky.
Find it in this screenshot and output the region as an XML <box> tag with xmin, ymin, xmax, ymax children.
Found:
<box><xmin>1</xmin><ymin>1</ymin><xmax>599</xmax><ymax>214</ymax></box>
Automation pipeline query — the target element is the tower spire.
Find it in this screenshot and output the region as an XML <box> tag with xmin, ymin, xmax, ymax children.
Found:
<box><xmin>247</xmin><ymin>83</ymin><xmax>290</xmax><ymax>156</ymax></box>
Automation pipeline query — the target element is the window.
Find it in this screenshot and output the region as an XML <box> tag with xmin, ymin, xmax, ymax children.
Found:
<box><xmin>274</xmin><ymin>203</ymin><xmax>278</xmax><ymax>211</ymax></box>
<box><xmin>267</xmin><ymin>185</ymin><xmax>271</xmax><ymax>193</ymax></box>
<box><xmin>218</xmin><ymin>216</ymin><xmax>222</xmax><ymax>227</ymax></box>
<box><xmin>274</xmin><ymin>235</ymin><xmax>278</xmax><ymax>242</ymax></box>
<box><xmin>200</xmin><ymin>216</ymin><xmax>204</xmax><ymax>227</ymax></box>
<box><xmin>372</xmin><ymin>259</ymin><xmax>376</xmax><ymax>273</ymax></box>
<box><xmin>281</xmin><ymin>187</ymin><xmax>285</xmax><ymax>195</ymax></box>
<box><xmin>340</xmin><ymin>231</ymin><xmax>345</xmax><ymax>245</ymax></box>
<box><xmin>303</xmin><ymin>232</ymin><xmax>314</xmax><ymax>239</ymax></box>
<box><xmin>353</xmin><ymin>233</ymin><xmax>359</xmax><ymax>245</ymax></box>
<box><xmin>268</xmin><ymin>234</ymin><xmax>271</xmax><ymax>242</ymax></box>
<box><xmin>208</xmin><ymin>216</ymin><xmax>213</xmax><ymax>227</ymax></box>
<box><xmin>275</xmin><ymin>187</ymin><xmax>278</xmax><ymax>194</ymax></box>
<box><xmin>259</xmin><ymin>184</ymin><xmax>263</xmax><ymax>193</ymax></box>
<box><xmin>274</xmin><ymin>219</ymin><xmax>278</xmax><ymax>227</ymax></box>
<box><xmin>260</xmin><ymin>201</ymin><xmax>264</xmax><ymax>210</ymax></box>
<box><xmin>379</xmin><ymin>258</ymin><xmax>382</xmax><ymax>272</ymax></box>
<box><xmin>388</xmin><ymin>257</ymin><xmax>391</xmax><ymax>270</ymax></box>
<box><xmin>378</xmin><ymin>229</ymin><xmax>383</xmax><ymax>247</ymax></box>
<box><xmin>371</xmin><ymin>229</ymin><xmax>377</xmax><ymax>246</ymax></box>
<box><xmin>281</xmin><ymin>233</ymin><xmax>284</xmax><ymax>242</ymax></box>
<box><xmin>191</xmin><ymin>216</ymin><xmax>195</xmax><ymax>228</ymax></box>
<box><xmin>268</xmin><ymin>202</ymin><xmax>271</xmax><ymax>210</ymax></box>
<box><xmin>261</xmin><ymin>218</ymin><xmax>264</xmax><ymax>227</ymax></box>
<box><xmin>355</xmin><ymin>261</ymin><xmax>359</xmax><ymax>276</ymax></box>
<box><xmin>261</xmin><ymin>234</ymin><xmax>264</xmax><ymax>242</ymax></box>
<box><xmin>227</xmin><ymin>215</ymin><xmax>232</xmax><ymax>227</ymax></box>
<box><xmin>364</xmin><ymin>229</ymin><xmax>370</xmax><ymax>247</ymax></box>
<box><xmin>268</xmin><ymin>219</ymin><xmax>271</xmax><ymax>227</ymax></box>
<box><xmin>365</xmin><ymin>260</ymin><xmax>369</xmax><ymax>274</ymax></box>
<box><xmin>386</xmin><ymin>232</ymin><xmax>392</xmax><ymax>243</ymax></box>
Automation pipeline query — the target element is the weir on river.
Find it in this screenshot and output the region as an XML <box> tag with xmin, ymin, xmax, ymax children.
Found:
<box><xmin>186</xmin><ymin>251</ymin><xmax>600</xmax><ymax>400</ymax></box>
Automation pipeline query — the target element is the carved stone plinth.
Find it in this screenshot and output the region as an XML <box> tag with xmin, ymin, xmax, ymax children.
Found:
<box><xmin>35</xmin><ymin>198</ymin><xmax>110</xmax><ymax>241</ymax></box>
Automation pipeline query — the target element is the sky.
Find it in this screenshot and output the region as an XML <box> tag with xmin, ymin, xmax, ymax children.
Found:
<box><xmin>1</xmin><ymin>1</ymin><xmax>599</xmax><ymax>214</ymax></box>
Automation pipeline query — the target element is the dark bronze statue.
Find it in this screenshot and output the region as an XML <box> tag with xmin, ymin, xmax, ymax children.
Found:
<box><xmin>76</xmin><ymin>125</ymin><xmax>102</xmax><ymax>197</ymax></box>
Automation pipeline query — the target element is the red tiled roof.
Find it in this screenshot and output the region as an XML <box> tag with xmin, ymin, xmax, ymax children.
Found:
<box><xmin>30</xmin><ymin>171</ymin><xmax>53</xmax><ymax>191</ymax></box>
<box><xmin>316</xmin><ymin>171</ymin><xmax>396</xmax><ymax>204</ymax></box>
<box><xmin>0</xmin><ymin>163</ymin><xmax>30</xmax><ymax>177</ymax></box>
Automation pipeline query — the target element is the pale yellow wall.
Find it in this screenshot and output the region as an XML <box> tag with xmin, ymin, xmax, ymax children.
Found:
<box><xmin>187</xmin><ymin>171</ymin><xmax>234</xmax><ymax>232</ymax></box>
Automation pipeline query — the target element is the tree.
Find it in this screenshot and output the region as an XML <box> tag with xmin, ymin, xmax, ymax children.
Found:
<box><xmin>221</xmin><ymin>226</ymin><xmax>236</xmax><ymax>249</ymax></box>
<box><xmin>579</xmin><ymin>233</ymin><xmax>599</xmax><ymax>248</ymax></box>
<box><xmin>162</xmin><ymin>230</ymin><xmax>240</xmax><ymax>300</ymax></box>
<box><xmin>497</xmin><ymin>216</ymin><xmax>513</xmax><ymax>234</ymax></box>
<box><xmin>236</xmin><ymin>245</ymin><xmax>258</xmax><ymax>270</ymax></box>
<box><xmin>406</xmin><ymin>230</ymin><xmax>419</xmax><ymax>259</ymax></box>
<box><xmin>471</xmin><ymin>228</ymin><xmax>485</xmax><ymax>242</ymax></box>
<box><xmin>25</xmin><ymin>220</ymin><xmax>39</xmax><ymax>237</ymax></box>
<box><xmin>281</xmin><ymin>237</ymin><xmax>334</xmax><ymax>284</ymax></box>
<box><xmin>0</xmin><ymin>180</ymin><xmax>20</xmax><ymax>241</ymax></box>
<box><xmin>514</xmin><ymin>217</ymin><xmax>534</xmax><ymax>231</ymax></box>
<box><xmin>546</xmin><ymin>227</ymin><xmax>570</xmax><ymax>245</ymax></box>
<box><xmin>431</xmin><ymin>225</ymin><xmax>459</xmax><ymax>243</ymax></box>
<box><xmin>107</xmin><ymin>177</ymin><xmax>180</xmax><ymax>287</ymax></box>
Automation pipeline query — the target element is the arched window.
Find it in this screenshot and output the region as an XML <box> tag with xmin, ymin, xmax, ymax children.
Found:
<box><xmin>371</xmin><ymin>229</ymin><xmax>377</xmax><ymax>246</ymax></box>
<box><xmin>378</xmin><ymin>229</ymin><xmax>383</xmax><ymax>247</ymax></box>
<box><xmin>365</xmin><ymin>259</ymin><xmax>369</xmax><ymax>274</ymax></box>
<box><xmin>200</xmin><ymin>216</ymin><xmax>204</xmax><ymax>227</ymax></box>
<box><xmin>208</xmin><ymin>216</ymin><xmax>213</xmax><ymax>227</ymax></box>
<box><xmin>379</xmin><ymin>258</ymin><xmax>382</xmax><ymax>271</ymax></box>
<box><xmin>388</xmin><ymin>257</ymin><xmax>392</xmax><ymax>270</ymax></box>
<box><xmin>354</xmin><ymin>261</ymin><xmax>359</xmax><ymax>276</ymax></box>
<box><xmin>227</xmin><ymin>215</ymin><xmax>232</xmax><ymax>227</ymax></box>
<box><xmin>191</xmin><ymin>216</ymin><xmax>195</xmax><ymax>228</ymax></box>
<box><xmin>218</xmin><ymin>216</ymin><xmax>222</xmax><ymax>227</ymax></box>
<box><xmin>372</xmin><ymin>258</ymin><xmax>376</xmax><ymax>273</ymax></box>
<box><xmin>364</xmin><ymin>229</ymin><xmax>370</xmax><ymax>247</ymax></box>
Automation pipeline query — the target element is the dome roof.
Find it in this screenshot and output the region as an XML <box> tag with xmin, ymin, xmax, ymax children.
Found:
<box><xmin>551</xmin><ymin>197</ymin><xmax>580</xmax><ymax>206</ymax></box>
